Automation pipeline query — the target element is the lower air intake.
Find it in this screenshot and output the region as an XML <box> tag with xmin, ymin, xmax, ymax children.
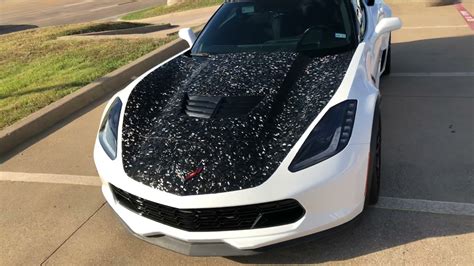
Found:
<box><xmin>111</xmin><ymin>185</ymin><xmax>305</xmax><ymax>232</ymax></box>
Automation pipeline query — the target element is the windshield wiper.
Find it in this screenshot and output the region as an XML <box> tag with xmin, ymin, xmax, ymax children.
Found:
<box><xmin>190</xmin><ymin>52</ymin><xmax>210</xmax><ymax>57</ymax></box>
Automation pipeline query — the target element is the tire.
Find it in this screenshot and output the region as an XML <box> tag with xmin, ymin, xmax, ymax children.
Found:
<box><xmin>366</xmin><ymin>110</ymin><xmax>381</xmax><ymax>206</ymax></box>
<box><xmin>382</xmin><ymin>37</ymin><xmax>391</xmax><ymax>76</ymax></box>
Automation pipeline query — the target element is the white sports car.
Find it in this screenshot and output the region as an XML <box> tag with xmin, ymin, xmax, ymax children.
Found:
<box><xmin>94</xmin><ymin>0</ymin><xmax>401</xmax><ymax>256</ymax></box>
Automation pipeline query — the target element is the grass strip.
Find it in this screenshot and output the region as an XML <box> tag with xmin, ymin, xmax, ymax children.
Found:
<box><xmin>0</xmin><ymin>22</ymin><xmax>174</xmax><ymax>129</ymax></box>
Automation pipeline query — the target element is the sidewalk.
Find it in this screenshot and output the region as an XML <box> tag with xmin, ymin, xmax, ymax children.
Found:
<box><xmin>62</xmin><ymin>6</ymin><xmax>219</xmax><ymax>41</ymax></box>
<box><xmin>131</xmin><ymin>5</ymin><xmax>219</xmax><ymax>28</ymax></box>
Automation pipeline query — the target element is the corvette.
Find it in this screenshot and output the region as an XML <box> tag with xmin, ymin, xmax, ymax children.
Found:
<box><xmin>94</xmin><ymin>0</ymin><xmax>401</xmax><ymax>256</ymax></box>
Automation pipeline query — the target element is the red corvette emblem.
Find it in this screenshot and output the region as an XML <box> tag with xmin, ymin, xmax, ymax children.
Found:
<box><xmin>184</xmin><ymin>167</ymin><xmax>204</xmax><ymax>181</ymax></box>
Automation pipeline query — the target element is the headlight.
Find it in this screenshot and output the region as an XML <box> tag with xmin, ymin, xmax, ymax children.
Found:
<box><xmin>289</xmin><ymin>100</ymin><xmax>357</xmax><ymax>172</ymax></box>
<box><xmin>99</xmin><ymin>98</ymin><xmax>122</xmax><ymax>160</ymax></box>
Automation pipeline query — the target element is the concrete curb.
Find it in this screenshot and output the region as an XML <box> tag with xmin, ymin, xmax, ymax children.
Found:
<box><xmin>81</xmin><ymin>24</ymin><xmax>174</xmax><ymax>36</ymax></box>
<box><xmin>0</xmin><ymin>38</ymin><xmax>188</xmax><ymax>157</ymax></box>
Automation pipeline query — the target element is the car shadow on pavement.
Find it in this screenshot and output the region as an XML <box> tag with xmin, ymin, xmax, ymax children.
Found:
<box><xmin>0</xmin><ymin>25</ymin><xmax>38</xmax><ymax>35</ymax></box>
<box><xmin>379</xmin><ymin>35</ymin><xmax>474</xmax><ymax>203</ymax></box>
<box><xmin>386</xmin><ymin>35</ymin><xmax>474</xmax><ymax>74</ymax></box>
<box><xmin>230</xmin><ymin>208</ymin><xmax>474</xmax><ymax>264</ymax></box>
<box><xmin>232</xmin><ymin>35</ymin><xmax>474</xmax><ymax>263</ymax></box>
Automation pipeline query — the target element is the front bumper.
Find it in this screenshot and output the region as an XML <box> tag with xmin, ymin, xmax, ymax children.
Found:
<box><xmin>114</xmin><ymin>206</ymin><xmax>362</xmax><ymax>257</ymax></box>
<box><xmin>96</xmin><ymin>141</ymin><xmax>370</xmax><ymax>255</ymax></box>
<box><xmin>115</xmin><ymin>213</ymin><xmax>260</xmax><ymax>256</ymax></box>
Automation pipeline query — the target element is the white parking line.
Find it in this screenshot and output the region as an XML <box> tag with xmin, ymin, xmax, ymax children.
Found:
<box><xmin>2</xmin><ymin>171</ymin><xmax>473</xmax><ymax>216</ymax></box>
<box><xmin>89</xmin><ymin>5</ymin><xmax>119</xmax><ymax>12</ymax></box>
<box><xmin>401</xmin><ymin>25</ymin><xmax>467</xmax><ymax>29</ymax></box>
<box><xmin>63</xmin><ymin>0</ymin><xmax>94</xmax><ymax>8</ymax></box>
<box><xmin>0</xmin><ymin>171</ymin><xmax>101</xmax><ymax>187</ymax></box>
<box><xmin>391</xmin><ymin>72</ymin><xmax>474</xmax><ymax>77</ymax></box>
<box><xmin>375</xmin><ymin>197</ymin><xmax>474</xmax><ymax>217</ymax></box>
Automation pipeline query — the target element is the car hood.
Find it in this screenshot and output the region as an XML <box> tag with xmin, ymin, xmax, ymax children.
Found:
<box><xmin>122</xmin><ymin>51</ymin><xmax>354</xmax><ymax>196</ymax></box>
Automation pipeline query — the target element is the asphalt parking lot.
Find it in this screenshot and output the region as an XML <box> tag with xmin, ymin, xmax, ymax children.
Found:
<box><xmin>1</xmin><ymin>1</ymin><xmax>473</xmax><ymax>265</ymax></box>
<box><xmin>0</xmin><ymin>0</ymin><xmax>165</xmax><ymax>34</ymax></box>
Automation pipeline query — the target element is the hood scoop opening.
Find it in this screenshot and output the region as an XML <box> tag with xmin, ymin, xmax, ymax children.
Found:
<box><xmin>184</xmin><ymin>94</ymin><xmax>263</xmax><ymax>119</ymax></box>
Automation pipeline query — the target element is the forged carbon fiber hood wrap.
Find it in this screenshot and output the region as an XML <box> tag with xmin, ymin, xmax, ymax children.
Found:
<box><xmin>122</xmin><ymin>51</ymin><xmax>354</xmax><ymax>196</ymax></box>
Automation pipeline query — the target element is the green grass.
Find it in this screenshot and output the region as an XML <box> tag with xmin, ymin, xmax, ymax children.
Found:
<box><xmin>0</xmin><ymin>22</ymin><xmax>174</xmax><ymax>129</ymax></box>
<box><xmin>121</xmin><ymin>0</ymin><xmax>224</xmax><ymax>20</ymax></box>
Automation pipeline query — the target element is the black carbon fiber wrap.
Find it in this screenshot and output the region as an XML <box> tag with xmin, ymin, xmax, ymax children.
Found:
<box><xmin>122</xmin><ymin>51</ymin><xmax>354</xmax><ymax>196</ymax></box>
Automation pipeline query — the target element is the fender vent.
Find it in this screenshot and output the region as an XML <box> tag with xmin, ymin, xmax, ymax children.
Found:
<box><xmin>184</xmin><ymin>94</ymin><xmax>263</xmax><ymax>119</ymax></box>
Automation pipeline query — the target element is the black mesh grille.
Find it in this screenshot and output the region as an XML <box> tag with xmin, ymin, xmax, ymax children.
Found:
<box><xmin>111</xmin><ymin>185</ymin><xmax>305</xmax><ymax>232</ymax></box>
<box><xmin>184</xmin><ymin>95</ymin><xmax>263</xmax><ymax>119</ymax></box>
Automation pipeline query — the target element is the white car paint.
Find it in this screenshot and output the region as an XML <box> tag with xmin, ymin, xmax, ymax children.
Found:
<box><xmin>94</xmin><ymin>0</ymin><xmax>401</xmax><ymax>253</ymax></box>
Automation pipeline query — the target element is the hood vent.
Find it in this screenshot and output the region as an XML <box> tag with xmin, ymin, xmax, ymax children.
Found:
<box><xmin>184</xmin><ymin>94</ymin><xmax>263</xmax><ymax>119</ymax></box>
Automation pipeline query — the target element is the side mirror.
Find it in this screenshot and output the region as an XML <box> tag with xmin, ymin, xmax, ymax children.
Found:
<box><xmin>179</xmin><ymin>28</ymin><xmax>197</xmax><ymax>47</ymax></box>
<box><xmin>375</xmin><ymin>17</ymin><xmax>402</xmax><ymax>38</ymax></box>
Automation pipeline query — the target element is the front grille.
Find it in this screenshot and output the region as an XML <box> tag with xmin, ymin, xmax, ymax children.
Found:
<box><xmin>111</xmin><ymin>185</ymin><xmax>305</xmax><ymax>232</ymax></box>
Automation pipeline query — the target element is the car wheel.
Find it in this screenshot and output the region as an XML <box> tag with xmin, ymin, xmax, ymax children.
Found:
<box><xmin>366</xmin><ymin>111</ymin><xmax>381</xmax><ymax>206</ymax></box>
<box><xmin>382</xmin><ymin>37</ymin><xmax>391</xmax><ymax>76</ymax></box>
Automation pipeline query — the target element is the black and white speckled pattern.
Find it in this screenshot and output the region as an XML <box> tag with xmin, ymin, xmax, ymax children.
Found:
<box><xmin>122</xmin><ymin>51</ymin><xmax>354</xmax><ymax>196</ymax></box>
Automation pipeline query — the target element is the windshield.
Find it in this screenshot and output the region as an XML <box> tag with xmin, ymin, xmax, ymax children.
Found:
<box><xmin>191</xmin><ymin>0</ymin><xmax>356</xmax><ymax>55</ymax></box>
